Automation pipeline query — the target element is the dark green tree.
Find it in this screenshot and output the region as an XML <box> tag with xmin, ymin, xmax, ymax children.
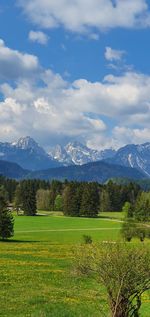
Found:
<box><xmin>63</xmin><ymin>183</ymin><xmax>80</xmax><ymax>216</ymax></box>
<box><xmin>99</xmin><ymin>189</ymin><xmax>111</xmax><ymax>212</ymax></box>
<box><xmin>13</xmin><ymin>184</ymin><xmax>22</xmax><ymax>215</ymax></box>
<box><xmin>20</xmin><ymin>180</ymin><xmax>37</xmax><ymax>216</ymax></box>
<box><xmin>80</xmin><ymin>183</ymin><xmax>99</xmax><ymax>217</ymax></box>
<box><xmin>0</xmin><ymin>187</ymin><xmax>14</xmax><ymax>240</ymax></box>
<box><xmin>134</xmin><ymin>192</ymin><xmax>150</xmax><ymax>222</ymax></box>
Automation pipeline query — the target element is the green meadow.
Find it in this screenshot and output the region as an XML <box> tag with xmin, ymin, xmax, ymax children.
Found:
<box><xmin>0</xmin><ymin>213</ymin><xmax>150</xmax><ymax>317</ymax></box>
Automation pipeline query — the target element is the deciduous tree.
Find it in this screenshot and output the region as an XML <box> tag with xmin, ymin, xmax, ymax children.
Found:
<box><xmin>74</xmin><ymin>243</ymin><xmax>150</xmax><ymax>317</ymax></box>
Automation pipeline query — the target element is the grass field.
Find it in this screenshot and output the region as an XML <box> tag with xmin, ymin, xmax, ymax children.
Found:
<box><xmin>0</xmin><ymin>213</ymin><xmax>150</xmax><ymax>317</ymax></box>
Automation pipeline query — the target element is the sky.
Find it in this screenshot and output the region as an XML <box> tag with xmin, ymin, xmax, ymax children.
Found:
<box><xmin>0</xmin><ymin>0</ymin><xmax>150</xmax><ymax>150</ymax></box>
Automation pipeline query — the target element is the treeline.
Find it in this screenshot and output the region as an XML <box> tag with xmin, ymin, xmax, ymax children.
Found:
<box><xmin>0</xmin><ymin>176</ymin><xmax>144</xmax><ymax>217</ymax></box>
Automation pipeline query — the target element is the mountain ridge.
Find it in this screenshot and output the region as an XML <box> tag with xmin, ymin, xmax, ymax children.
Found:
<box><xmin>49</xmin><ymin>141</ymin><xmax>116</xmax><ymax>165</ymax></box>
<box><xmin>0</xmin><ymin>158</ymin><xmax>146</xmax><ymax>182</ymax></box>
<box><xmin>0</xmin><ymin>136</ymin><xmax>61</xmax><ymax>171</ymax></box>
<box><xmin>0</xmin><ymin>160</ymin><xmax>29</xmax><ymax>179</ymax></box>
<box><xmin>105</xmin><ymin>142</ymin><xmax>150</xmax><ymax>177</ymax></box>
<box><xmin>26</xmin><ymin>160</ymin><xmax>145</xmax><ymax>183</ymax></box>
<box><xmin>0</xmin><ymin>136</ymin><xmax>150</xmax><ymax>177</ymax></box>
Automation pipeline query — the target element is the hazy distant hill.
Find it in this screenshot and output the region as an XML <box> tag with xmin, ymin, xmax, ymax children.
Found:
<box><xmin>0</xmin><ymin>160</ymin><xmax>28</xmax><ymax>179</ymax></box>
<box><xmin>109</xmin><ymin>177</ymin><xmax>150</xmax><ymax>191</ymax></box>
<box><xmin>28</xmin><ymin>160</ymin><xmax>145</xmax><ymax>183</ymax></box>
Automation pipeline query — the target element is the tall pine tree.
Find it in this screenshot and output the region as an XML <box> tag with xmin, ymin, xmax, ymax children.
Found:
<box><xmin>0</xmin><ymin>186</ymin><xmax>14</xmax><ymax>240</ymax></box>
<box><xmin>63</xmin><ymin>182</ymin><xmax>80</xmax><ymax>216</ymax></box>
<box><xmin>80</xmin><ymin>183</ymin><xmax>99</xmax><ymax>217</ymax></box>
<box><xmin>20</xmin><ymin>180</ymin><xmax>37</xmax><ymax>216</ymax></box>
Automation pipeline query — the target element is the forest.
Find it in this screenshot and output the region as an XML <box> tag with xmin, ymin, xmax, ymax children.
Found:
<box><xmin>0</xmin><ymin>175</ymin><xmax>150</xmax><ymax>221</ymax></box>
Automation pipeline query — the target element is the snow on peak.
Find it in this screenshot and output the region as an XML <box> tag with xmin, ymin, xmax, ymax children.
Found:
<box><xmin>49</xmin><ymin>141</ymin><xmax>116</xmax><ymax>166</ymax></box>
<box><xmin>13</xmin><ymin>136</ymin><xmax>46</xmax><ymax>156</ymax></box>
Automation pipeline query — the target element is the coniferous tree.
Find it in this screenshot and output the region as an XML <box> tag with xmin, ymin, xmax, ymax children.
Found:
<box><xmin>80</xmin><ymin>183</ymin><xmax>99</xmax><ymax>217</ymax></box>
<box><xmin>106</xmin><ymin>181</ymin><xmax>122</xmax><ymax>211</ymax></box>
<box><xmin>13</xmin><ymin>184</ymin><xmax>22</xmax><ymax>214</ymax></box>
<box><xmin>0</xmin><ymin>187</ymin><xmax>14</xmax><ymax>240</ymax></box>
<box><xmin>126</xmin><ymin>182</ymin><xmax>141</xmax><ymax>205</ymax></box>
<box><xmin>20</xmin><ymin>180</ymin><xmax>37</xmax><ymax>216</ymax></box>
<box><xmin>63</xmin><ymin>183</ymin><xmax>80</xmax><ymax>216</ymax></box>
<box><xmin>100</xmin><ymin>189</ymin><xmax>111</xmax><ymax>212</ymax></box>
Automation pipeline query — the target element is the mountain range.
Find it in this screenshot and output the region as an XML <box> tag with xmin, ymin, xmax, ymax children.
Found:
<box><xmin>0</xmin><ymin>136</ymin><xmax>61</xmax><ymax>171</ymax></box>
<box><xmin>48</xmin><ymin>140</ymin><xmax>150</xmax><ymax>178</ymax></box>
<box><xmin>0</xmin><ymin>136</ymin><xmax>116</xmax><ymax>170</ymax></box>
<box><xmin>0</xmin><ymin>136</ymin><xmax>149</xmax><ymax>181</ymax></box>
<box><xmin>48</xmin><ymin>142</ymin><xmax>116</xmax><ymax>165</ymax></box>
<box><xmin>106</xmin><ymin>143</ymin><xmax>150</xmax><ymax>178</ymax></box>
<box><xmin>0</xmin><ymin>157</ymin><xmax>145</xmax><ymax>183</ymax></box>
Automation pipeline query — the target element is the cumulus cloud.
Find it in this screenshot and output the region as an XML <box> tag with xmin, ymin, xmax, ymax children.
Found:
<box><xmin>28</xmin><ymin>30</ymin><xmax>49</xmax><ymax>45</ymax></box>
<box><xmin>113</xmin><ymin>127</ymin><xmax>150</xmax><ymax>146</ymax></box>
<box><xmin>0</xmin><ymin>39</ymin><xmax>40</xmax><ymax>80</ymax></box>
<box><xmin>18</xmin><ymin>0</ymin><xmax>150</xmax><ymax>34</ymax></box>
<box><xmin>0</xmin><ymin>41</ymin><xmax>150</xmax><ymax>149</ymax></box>
<box><xmin>0</xmin><ymin>97</ymin><xmax>31</xmax><ymax>141</ymax></box>
<box><xmin>1</xmin><ymin>66</ymin><xmax>150</xmax><ymax>149</ymax></box>
<box><xmin>105</xmin><ymin>47</ymin><xmax>126</xmax><ymax>62</ymax></box>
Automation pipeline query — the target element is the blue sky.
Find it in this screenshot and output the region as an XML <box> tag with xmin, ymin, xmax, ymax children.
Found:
<box><xmin>0</xmin><ymin>0</ymin><xmax>150</xmax><ymax>150</ymax></box>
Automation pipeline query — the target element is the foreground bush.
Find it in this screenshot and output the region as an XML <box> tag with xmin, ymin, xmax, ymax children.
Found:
<box><xmin>74</xmin><ymin>242</ymin><xmax>150</xmax><ymax>317</ymax></box>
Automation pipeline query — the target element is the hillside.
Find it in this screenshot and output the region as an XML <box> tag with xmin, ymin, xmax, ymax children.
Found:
<box><xmin>0</xmin><ymin>160</ymin><xmax>28</xmax><ymax>179</ymax></box>
<box><xmin>28</xmin><ymin>160</ymin><xmax>145</xmax><ymax>183</ymax></box>
<box><xmin>0</xmin><ymin>136</ymin><xmax>61</xmax><ymax>171</ymax></box>
<box><xmin>106</xmin><ymin>142</ymin><xmax>150</xmax><ymax>177</ymax></box>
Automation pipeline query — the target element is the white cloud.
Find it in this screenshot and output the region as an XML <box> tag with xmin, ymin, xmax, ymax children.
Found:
<box><xmin>28</xmin><ymin>30</ymin><xmax>49</xmax><ymax>45</ymax></box>
<box><xmin>88</xmin><ymin>33</ymin><xmax>99</xmax><ymax>41</ymax></box>
<box><xmin>0</xmin><ymin>41</ymin><xmax>150</xmax><ymax>149</ymax></box>
<box><xmin>18</xmin><ymin>0</ymin><xmax>150</xmax><ymax>34</ymax></box>
<box><xmin>1</xmin><ymin>68</ymin><xmax>150</xmax><ymax>149</ymax></box>
<box><xmin>105</xmin><ymin>47</ymin><xmax>125</xmax><ymax>62</ymax></box>
<box><xmin>0</xmin><ymin>98</ymin><xmax>29</xmax><ymax>141</ymax></box>
<box><xmin>0</xmin><ymin>39</ymin><xmax>40</xmax><ymax>80</ymax></box>
<box><xmin>113</xmin><ymin>126</ymin><xmax>150</xmax><ymax>146</ymax></box>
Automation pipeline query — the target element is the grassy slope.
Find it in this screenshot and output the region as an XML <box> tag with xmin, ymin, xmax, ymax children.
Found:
<box><xmin>0</xmin><ymin>214</ymin><xmax>150</xmax><ymax>317</ymax></box>
<box><xmin>14</xmin><ymin>215</ymin><xmax>122</xmax><ymax>243</ymax></box>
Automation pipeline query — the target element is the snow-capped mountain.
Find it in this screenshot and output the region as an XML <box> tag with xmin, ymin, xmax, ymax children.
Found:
<box><xmin>12</xmin><ymin>136</ymin><xmax>46</xmax><ymax>155</ymax></box>
<box><xmin>49</xmin><ymin>144</ymin><xmax>73</xmax><ymax>165</ymax></box>
<box><xmin>0</xmin><ymin>137</ymin><xmax>149</xmax><ymax>177</ymax></box>
<box><xmin>106</xmin><ymin>142</ymin><xmax>150</xmax><ymax>177</ymax></box>
<box><xmin>49</xmin><ymin>141</ymin><xmax>116</xmax><ymax>165</ymax></box>
<box><xmin>0</xmin><ymin>136</ymin><xmax>61</xmax><ymax>171</ymax></box>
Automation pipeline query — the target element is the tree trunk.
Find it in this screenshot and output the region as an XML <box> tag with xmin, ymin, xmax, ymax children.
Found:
<box><xmin>111</xmin><ymin>298</ymin><xmax>128</xmax><ymax>317</ymax></box>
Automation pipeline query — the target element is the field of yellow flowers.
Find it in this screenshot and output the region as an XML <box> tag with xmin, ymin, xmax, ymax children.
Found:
<box><xmin>0</xmin><ymin>214</ymin><xmax>150</xmax><ymax>316</ymax></box>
